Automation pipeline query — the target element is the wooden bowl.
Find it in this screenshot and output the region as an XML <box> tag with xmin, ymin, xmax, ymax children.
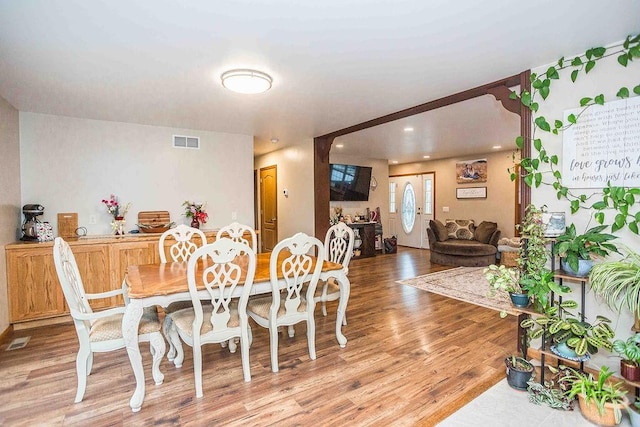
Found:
<box><xmin>138</xmin><ymin>224</ymin><xmax>171</xmax><ymax>233</ymax></box>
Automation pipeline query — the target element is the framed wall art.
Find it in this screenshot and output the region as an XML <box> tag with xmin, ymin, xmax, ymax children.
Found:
<box><xmin>456</xmin><ymin>158</ymin><xmax>487</xmax><ymax>184</ymax></box>
<box><xmin>456</xmin><ymin>187</ymin><xmax>487</xmax><ymax>199</ymax></box>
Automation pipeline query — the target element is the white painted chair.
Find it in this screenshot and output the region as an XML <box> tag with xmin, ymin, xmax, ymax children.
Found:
<box><xmin>216</xmin><ymin>222</ymin><xmax>258</xmax><ymax>252</ymax></box>
<box><xmin>315</xmin><ymin>222</ymin><xmax>354</xmax><ymax>323</ymax></box>
<box><xmin>158</xmin><ymin>224</ymin><xmax>207</xmax><ymax>263</ymax></box>
<box><xmin>158</xmin><ymin>224</ymin><xmax>207</xmax><ymax>364</ymax></box>
<box><xmin>52</xmin><ymin>237</ymin><xmax>165</xmax><ymax>403</ymax></box>
<box><xmin>167</xmin><ymin>238</ymin><xmax>256</xmax><ymax>398</ymax></box>
<box><xmin>247</xmin><ymin>232</ymin><xmax>324</xmax><ymax>373</ymax></box>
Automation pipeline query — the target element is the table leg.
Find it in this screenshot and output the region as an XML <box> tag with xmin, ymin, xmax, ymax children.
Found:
<box><xmin>122</xmin><ymin>299</ymin><xmax>145</xmax><ymax>412</ymax></box>
<box><xmin>335</xmin><ymin>273</ymin><xmax>350</xmax><ymax>348</ymax></box>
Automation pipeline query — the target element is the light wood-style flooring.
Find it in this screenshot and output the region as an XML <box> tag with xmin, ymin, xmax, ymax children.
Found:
<box><xmin>0</xmin><ymin>247</ymin><xmax>517</xmax><ymax>426</ymax></box>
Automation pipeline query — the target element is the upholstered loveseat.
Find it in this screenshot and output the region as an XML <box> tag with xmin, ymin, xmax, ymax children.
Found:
<box><xmin>426</xmin><ymin>219</ymin><xmax>500</xmax><ymax>267</ymax></box>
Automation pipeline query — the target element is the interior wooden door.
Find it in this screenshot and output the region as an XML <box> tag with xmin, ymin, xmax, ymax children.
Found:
<box><xmin>260</xmin><ymin>165</ymin><xmax>278</xmax><ymax>252</ymax></box>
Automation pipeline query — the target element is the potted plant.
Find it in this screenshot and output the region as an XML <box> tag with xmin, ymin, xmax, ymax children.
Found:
<box><xmin>553</xmin><ymin>223</ymin><xmax>619</xmax><ymax>277</ymax></box>
<box><xmin>484</xmin><ymin>264</ymin><xmax>529</xmax><ymax>308</ymax></box>
<box><xmin>629</xmin><ymin>398</ymin><xmax>640</xmax><ymax>427</ymax></box>
<box><xmin>613</xmin><ymin>334</ymin><xmax>640</xmax><ymax>382</ymax></box>
<box><xmin>519</xmin><ymin>268</ymin><xmax>569</xmax><ymax>313</ymax></box>
<box><xmin>504</xmin><ymin>354</ymin><xmax>535</xmax><ymax>391</ymax></box>
<box><xmin>520</xmin><ymin>302</ymin><xmax>615</xmax><ymax>359</ymax></box>
<box><xmin>589</xmin><ymin>247</ymin><xmax>640</xmax><ymax>330</ymax></box>
<box><xmin>563</xmin><ymin>366</ymin><xmax>629</xmax><ymax>426</ymax></box>
<box><xmin>527</xmin><ymin>364</ymin><xmax>574</xmax><ymax>410</ymax></box>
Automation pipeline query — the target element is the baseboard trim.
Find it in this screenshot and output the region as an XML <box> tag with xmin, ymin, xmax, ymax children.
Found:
<box><xmin>13</xmin><ymin>316</ymin><xmax>72</xmax><ymax>331</ymax></box>
<box><xmin>0</xmin><ymin>324</ymin><xmax>14</xmax><ymax>344</ymax></box>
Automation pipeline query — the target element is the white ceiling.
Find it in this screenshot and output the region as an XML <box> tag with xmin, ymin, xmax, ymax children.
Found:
<box><xmin>0</xmin><ymin>1</ymin><xmax>638</xmax><ymax>163</ymax></box>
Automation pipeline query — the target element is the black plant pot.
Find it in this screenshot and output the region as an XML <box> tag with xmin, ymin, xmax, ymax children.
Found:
<box><xmin>505</xmin><ymin>357</ymin><xmax>534</xmax><ymax>391</ymax></box>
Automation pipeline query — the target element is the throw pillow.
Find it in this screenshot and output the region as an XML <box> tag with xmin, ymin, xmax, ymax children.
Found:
<box><xmin>474</xmin><ymin>221</ymin><xmax>498</xmax><ymax>244</ymax></box>
<box><xmin>429</xmin><ymin>219</ymin><xmax>449</xmax><ymax>242</ymax></box>
<box><xmin>445</xmin><ymin>219</ymin><xmax>475</xmax><ymax>240</ymax></box>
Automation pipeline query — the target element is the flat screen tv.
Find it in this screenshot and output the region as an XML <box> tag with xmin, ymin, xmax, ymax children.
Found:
<box><xmin>329</xmin><ymin>163</ymin><xmax>372</xmax><ymax>201</ymax></box>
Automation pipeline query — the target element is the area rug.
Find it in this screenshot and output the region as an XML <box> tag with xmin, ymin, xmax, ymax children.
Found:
<box><xmin>396</xmin><ymin>267</ymin><xmax>518</xmax><ymax>315</ymax></box>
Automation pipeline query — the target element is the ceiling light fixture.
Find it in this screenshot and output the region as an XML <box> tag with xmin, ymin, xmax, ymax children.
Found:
<box><xmin>221</xmin><ymin>69</ymin><xmax>272</xmax><ymax>94</ymax></box>
<box><xmin>404</xmin><ymin>127</ymin><xmax>414</xmax><ymax>132</ymax></box>
<box><xmin>423</xmin><ymin>155</ymin><xmax>430</xmax><ymax>159</ymax></box>
<box><xmin>391</xmin><ymin>160</ymin><xmax>398</xmax><ymax>164</ymax></box>
<box><xmin>492</xmin><ymin>145</ymin><xmax>502</xmax><ymax>149</ymax></box>
<box><xmin>335</xmin><ymin>144</ymin><xmax>344</xmax><ymax>148</ymax></box>
<box><xmin>270</xmin><ymin>137</ymin><xmax>279</xmax><ymax>143</ymax></box>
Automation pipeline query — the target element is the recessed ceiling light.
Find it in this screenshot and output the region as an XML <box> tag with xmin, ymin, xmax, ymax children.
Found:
<box><xmin>423</xmin><ymin>155</ymin><xmax>430</xmax><ymax>159</ymax></box>
<box><xmin>493</xmin><ymin>145</ymin><xmax>502</xmax><ymax>149</ymax></box>
<box><xmin>404</xmin><ymin>127</ymin><xmax>414</xmax><ymax>132</ymax></box>
<box><xmin>391</xmin><ymin>160</ymin><xmax>398</xmax><ymax>164</ymax></box>
<box><xmin>221</xmin><ymin>69</ymin><xmax>272</xmax><ymax>94</ymax></box>
<box><xmin>270</xmin><ymin>137</ymin><xmax>279</xmax><ymax>143</ymax></box>
<box><xmin>335</xmin><ymin>143</ymin><xmax>344</xmax><ymax>148</ymax></box>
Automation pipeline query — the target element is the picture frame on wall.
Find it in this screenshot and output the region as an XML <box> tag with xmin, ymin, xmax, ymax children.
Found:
<box><xmin>456</xmin><ymin>187</ymin><xmax>487</xmax><ymax>199</ymax></box>
<box><xmin>456</xmin><ymin>159</ymin><xmax>487</xmax><ymax>184</ymax></box>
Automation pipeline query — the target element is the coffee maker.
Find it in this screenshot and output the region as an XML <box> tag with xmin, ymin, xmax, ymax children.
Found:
<box><xmin>21</xmin><ymin>204</ymin><xmax>44</xmax><ymax>241</ymax></box>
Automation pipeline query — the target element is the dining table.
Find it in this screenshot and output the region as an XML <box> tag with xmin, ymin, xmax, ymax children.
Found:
<box><xmin>121</xmin><ymin>250</ymin><xmax>349</xmax><ymax>412</ymax></box>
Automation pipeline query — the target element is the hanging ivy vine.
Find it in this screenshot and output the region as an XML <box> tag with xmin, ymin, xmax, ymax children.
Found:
<box><xmin>510</xmin><ymin>33</ymin><xmax>640</xmax><ymax>234</ymax></box>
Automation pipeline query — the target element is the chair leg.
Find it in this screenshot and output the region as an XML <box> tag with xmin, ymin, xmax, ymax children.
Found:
<box><xmin>168</xmin><ymin>323</ymin><xmax>184</xmax><ymax>368</ymax></box>
<box><xmin>193</xmin><ymin>343</ymin><xmax>203</xmax><ymax>398</ymax></box>
<box><xmin>74</xmin><ymin>347</ymin><xmax>91</xmax><ymax>403</ymax></box>
<box><xmin>149</xmin><ymin>332</ymin><xmax>166</xmax><ymax>385</ymax></box>
<box><xmin>240</xmin><ymin>332</ymin><xmax>251</xmax><ymax>382</ymax></box>
<box><xmin>228</xmin><ymin>338</ymin><xmax>238</xmax><ymax>353</ymax></box>
<box><xmin>307</xmin><ymin>318</ymin><xmax>317</xmax><ymax>361</ymax></box>
<box><xmin>269</xmin><ymin>323</ymin><xmax>280</xmax><ymax>373</ymax></box>
<box><xmin>321</xmin><ymin>282</ymin><xmax>329</xmax><ymax>317</ymax></box>
<box><xmin>86</xmin><ymin>352</ymin><xmax>94</xmax><ymax>376</ymax></box>
<box><xmin>163</xmin><ymin>316</ymin><xmax>176</xmax><ymax>361</ymax></box>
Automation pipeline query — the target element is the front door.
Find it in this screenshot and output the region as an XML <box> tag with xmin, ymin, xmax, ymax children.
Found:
<box><xmin>260</xmin><ymin>165</ymin><xmax>278</xmax><ymax>252</ymax></box>
<box><xmin>398</xmin><ymin>175</ymin><xmax>422</xmax><ymax>248</ymax></box>
<box><xmin>392</xmin><ymin>173</ymin><xmax>435</xmax><ymax>249</ymax></box>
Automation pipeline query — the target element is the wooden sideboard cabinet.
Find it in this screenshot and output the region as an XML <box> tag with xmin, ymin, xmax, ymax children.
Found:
<box><xmin>347</xmin><ymin>222</ymin><xmax>376</xmax><ymax>259</ymax></box>
<box><xmin>5</xmin><ymin>230</ymin><xmax>218</xmax><ymax>324</ymax></box>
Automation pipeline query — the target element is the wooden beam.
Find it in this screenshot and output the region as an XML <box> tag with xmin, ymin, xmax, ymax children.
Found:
<box><xmin>314</xmin><ymin>136</ymin><xmax>334</xmax><ymax>239</ymax></box>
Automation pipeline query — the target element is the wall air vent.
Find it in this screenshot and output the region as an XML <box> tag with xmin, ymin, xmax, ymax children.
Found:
<box><xmin>173</xmin><ymin>135</ymin><xmax>200</xmax><ymax>149</ymax></box>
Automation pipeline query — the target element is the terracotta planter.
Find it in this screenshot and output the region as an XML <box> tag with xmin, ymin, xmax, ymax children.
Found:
<box><xmin>621</xmin><ymin>359</ymin><xmax>640</xmax><ymax>382</ymax></box>
<box><xmin>578</xmin><ymin>393</ymin><xmax>628</xmax><ymax>426</ymax></box>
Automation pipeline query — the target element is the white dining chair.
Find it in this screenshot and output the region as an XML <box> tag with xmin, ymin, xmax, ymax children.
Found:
<box><xmin>158</xmin><ymin>224</ymin><xmax>207</xmax><ymax>364</ymax></box>
<box><xmin>247</xmin><ymin>232</ymin><xmax>324</xmax><ymax>373</ymax></box>
<box><xmin>216</xmin><ymin>222</ymin><xmax>258</xmax><ymax>252</ymax></box>
<box><xmin>315</xmin><ymin>222</ymin><xmax>354</xmax><ymax>323</ymax></box>
<box><xmin>53</xmin><ymin>237</ymin><xmax>165</xmax><ymax>403</ymax></box>
<box><xmin>167</xmin><ymin>238</ymin><xmax>256</xmax><ymax>398</ymax></box>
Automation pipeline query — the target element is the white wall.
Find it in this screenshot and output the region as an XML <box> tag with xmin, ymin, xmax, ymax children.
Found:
<box><xmin>329</xmin><ymin>154</ymin><xmax>389</xmax><ymax>226</ymax></box>
<box><xmin>254</xmin><ymin>141</ymin><xmax>316</xmax><ymax>240</ymax></box>
<box><xmin>19</xmin><ymin>113</ymin><xmax>254</xmax><ymax>235</ymax></box>
<box><xmin>531</xmin><ymin>41</ymin><xmax>640</xmax><ymax>369</ymax></box>
<box><xmin>390</xmin><ymin>149</ymin><xmax>518</xmax><ymax>238</ymax></box>
<box><xmin>0</xmin><ymin>96</ymin><xmax>21</xmax><ymax>333</ymax></box>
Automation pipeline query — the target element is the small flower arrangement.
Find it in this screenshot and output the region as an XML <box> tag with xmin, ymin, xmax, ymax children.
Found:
<box><xmin>183</xmin><ymin>201</ymin><xmax>208</xmax><ymax>224</ymax></box>
<box><xmin>102</xmin><ymin>194</ymin><xmax>131</xmax><ymax>219</ymax></box>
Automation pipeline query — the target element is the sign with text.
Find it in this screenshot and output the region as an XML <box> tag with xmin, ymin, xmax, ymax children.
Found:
<box><xmin>562</xmin><ymin>96</ymin><xmax>640</xmax><ymax>188</ymax></box>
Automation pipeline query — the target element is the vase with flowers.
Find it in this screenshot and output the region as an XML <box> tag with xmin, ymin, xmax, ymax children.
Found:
<box><xmin>102</xmin><ymin>194</ymin><xmax>131</xmax><ymax>235</ymax></box>
<box><xmin>183</xmin><ymin>201</ymin><xmax>208</xmax><ymax>229</ymax></box>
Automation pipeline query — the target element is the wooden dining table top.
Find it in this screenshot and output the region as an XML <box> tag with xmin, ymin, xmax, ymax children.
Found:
<box><xmin>125</xmin><ymin>251</ymin><xmax>343</xmax><ymax>299</ymax></box>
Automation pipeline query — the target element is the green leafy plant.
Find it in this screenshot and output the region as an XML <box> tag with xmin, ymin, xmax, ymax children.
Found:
<box><xmin>520</xmin><ymin>302</ymin><xmax>614</xmax><ymax>356</ymax></box>
<box><xmin>613</xmin><ymin>334</ymin><xmax>640</xmax><ymax>366</ymax></box>
<box><xmin>527</xmin><ymin>365</ymin><xmax>573</xmax><ymax>411</ymax></box>
<box><xmin>509</xmin><ymin>34</ymin><xmax>640</xmax><ymax>235</ymax></box>
<box><xmin>520</xmin><ymin>269</ymin><xmax>568</xmax><ymax>313</ymax></box>
<box><xmin>563</xmin><ymin>366</ymin><xmax>628</xmax><ymax>424</ymax></box>
<box><xmin>553</xmin><ymin>223</ymin><xmax>619</xmax><ymax>272</ymax></box>
<box><xmin>589</xmin><ymin>248</ymin><xmax>640</xmax><ymax>317</ymax></box>
<box><xmin>484</xmin><ymin>264</ymin><xmax>522</xmax><ymax>294</ymax></box>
